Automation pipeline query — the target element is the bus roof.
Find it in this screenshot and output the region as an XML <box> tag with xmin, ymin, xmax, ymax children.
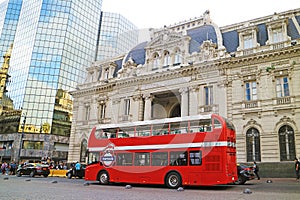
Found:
<box><xmin>95</xmin><ymin>114</ymin><xmax>214</xmax><ymax>130</ymax></box>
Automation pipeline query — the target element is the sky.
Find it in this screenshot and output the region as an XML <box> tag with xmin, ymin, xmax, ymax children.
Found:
<box><xmin>101</xmin><ymin>0</ymin><xmax>300</xmax><ymax>28</ymax></box>
<box><xmin>0</xmin><ymin>0</ymin><xmax>300</xmax><ymax>29</ymax></box>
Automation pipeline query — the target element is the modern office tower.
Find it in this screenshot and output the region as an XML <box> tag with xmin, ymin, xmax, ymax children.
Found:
<box><xmin>0</xmin><ymin>0</ymin><xmax>104</xmax><ymax>162</ymax></box>
<box><xmin>96</xmin><ymin>12</ymin><xmax>139</xmax><ymax>61</ymax></box>
<box><xmin>0</xmin><ymin>0</ymin><xmax>23</xmax><ymax>65</ymax></box>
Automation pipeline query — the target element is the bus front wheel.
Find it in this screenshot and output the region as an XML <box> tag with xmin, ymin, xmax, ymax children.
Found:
<box><xmin>165</xmin><ymin>172</ymin><xmax>182</xmax><ymax>189</ymax></box>
<box><xmin>98</xmin><ymin>171</ymin><xmax>109</xmax><ymax>185</ymax></box>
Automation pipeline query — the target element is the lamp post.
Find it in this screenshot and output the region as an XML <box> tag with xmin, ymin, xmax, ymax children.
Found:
<box><xmin>17</xmin><ymin>113</ymin><xmax>26</xmax><ymax>164</ymax></box>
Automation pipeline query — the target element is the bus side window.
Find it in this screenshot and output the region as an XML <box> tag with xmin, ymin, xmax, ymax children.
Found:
<box><xmin>180</xmin><ymin>128</ymin><xmax>187</xmax><ymax>134</ymax></box>
<box><xmin>103</xmin><ymin>132</ymin><xmax>108</xmax><ymax>138</ymax></box>
<box><xmin>170</xmin><ymin>152</ymin><xmax>187</xmax><ymax>166</ymax></box>
<box><xmin>189</xmin><ymin>151</ymin><xmax>202</xmax><ymax>166</ymax></box>
<box><xmin>135</xmin><ymin>152</ymin><xmax>150</xmax><ymax>166</ymax></box>
<box><xmin>151</xmin><ymin>152</ymin><xmax>168</xmax><ymax>166</ymax></box>
<box><xmin>171</xmin><ymin>129</ymin><xmax>181</xmax><ymax>134</ymax></box>
<box><xmin>213</xmin><ymin>118</ymin><xmax>222</xmax><ymax>129</ymax></box>
<box><xmin>206</xmin><ymin>126</ymin><xmax>212</xmax><ymax>132</ymax></box>
<box><xmin>117</xmin><ymin>153</ymin><xmax>133</xmax><ymax>166</ymax></box>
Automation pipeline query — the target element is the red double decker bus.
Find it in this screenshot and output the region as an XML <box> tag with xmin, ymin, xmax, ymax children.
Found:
<box><xmin>85</xmin><ymin>114</ymin><xmax>237</xmax><ymax>188</ymax></box>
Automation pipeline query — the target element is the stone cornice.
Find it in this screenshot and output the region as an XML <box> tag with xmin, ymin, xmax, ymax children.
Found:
<box><xmin>71</xmin><ymin>44</ymin><xmax>300</xmax><ymax>98</ymax></box>
<box><xmin>70</xmin><ymin>82</ymin><xmax>115</xmax><ymax>97</ymax></box>
<box><xmin>225</xmin><ymin>45</ymin><xmax>300</xmax><ymax>68</ymax></box>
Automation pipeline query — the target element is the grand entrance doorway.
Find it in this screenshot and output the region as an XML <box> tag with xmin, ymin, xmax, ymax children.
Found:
<box><xmin>152</xmin><ymin>91</ymin><xmax>181</xmax><ymax>119</ymax></box>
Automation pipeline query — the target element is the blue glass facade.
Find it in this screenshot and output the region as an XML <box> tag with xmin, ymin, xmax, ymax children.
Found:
<box><xmin>5</xmin><ymin>0</ymin><xmax>103</xmax><ymax>132</ymax></box>
<box><xmin>97</xmin><ymin>12</ymin><xmax>138</xmax><ymax>61</ymax></box>
<box><xmin>0</xmin><ymin>0</ymin><xmax>23</xmax><ymax>65</ymax></box>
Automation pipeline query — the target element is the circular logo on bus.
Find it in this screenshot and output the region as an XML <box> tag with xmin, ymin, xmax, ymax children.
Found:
<box><xmin>101</xmin><ymin>143</ymin><xmax>115</xmax><ymax>167</ymax></box>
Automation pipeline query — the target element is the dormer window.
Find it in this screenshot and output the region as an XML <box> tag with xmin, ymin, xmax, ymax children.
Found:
<box><xmin>174</xmin><ymin>50</ymin><xmax>182</xmax><ymax>66</ymax></box>
<box><xmin>153</xmin><ymin>53</ymin><xmax>160</xmax><ymax>70</ymax></box>
<box><xmin>238</xmin><ymin>27</ymin><xmax>259</xmax><ymax>53</ymax></box>
<box><xmin>104</xmin><ymin>68</ymin><xmax>109</xmax><ymax>80</ymax></box>
<box><xmin>243</xmin><ymin>34</ymin><xmax>253</xmax><ymax>49</ymax></box>
<box><xmin>163</xmin><ymin>51</ymin><xmax>170</xmax><ymax>67</ymax></box>
<box><xmin>272</xmin><ymin>28</ymin><xmax>284</xmax><ymax>43</ymax></box>
<box><xmin>266</xmin><ymin>18</ymin><xmax>290</xmax><ymax>47</ymax></box>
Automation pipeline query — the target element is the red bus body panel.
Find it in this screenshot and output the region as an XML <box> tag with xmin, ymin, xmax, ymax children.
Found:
<box><xmin>85</xmin><ymin>114</ymin><xmax>237</xmax><ymax>186</ymax></box>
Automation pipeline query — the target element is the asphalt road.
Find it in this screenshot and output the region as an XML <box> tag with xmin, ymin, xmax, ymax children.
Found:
<box><xmin>0</xmin><ymin>174</ymin><xmax>299</xmax><ymax>200</ymax></box>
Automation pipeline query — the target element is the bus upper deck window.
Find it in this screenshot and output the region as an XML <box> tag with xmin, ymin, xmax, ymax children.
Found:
<box><xmin>214</xmin><ymin>119</ymin><xmax>222</xmax><ymax>129</ymax></box>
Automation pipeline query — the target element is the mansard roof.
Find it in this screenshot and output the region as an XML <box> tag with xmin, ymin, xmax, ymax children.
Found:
<box><xmin>124</xmin><ymin>41</ymin><xmax>147</xmax><ymax>65</ymax></box>
<box><xmin>187</xmin><ymin>25</ymin><xmax>218</xmax><ymax>53</ymax></box>
<box><xmin>113</xmin><ymin>59</ymin><xmax>123</xmax><ymax>77</ymax></box>
<box><xmin>222</xmin><ymin>30</ymin><xmax>239</xmax><ymax>53</ymax></box>
<box><xmin>121</xmin><ymin>9</ymin><xmax>300</xmax><ymax>67</ymax></box>
<box><xmin>288</xmin><ymin>16</ymin><xmax>300</xmax><ymax>39</ymax></box>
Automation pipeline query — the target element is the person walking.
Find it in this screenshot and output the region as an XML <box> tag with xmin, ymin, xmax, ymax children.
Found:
<box><xmin>253</xmin><ymin>161</ymin><xmax>260</xmax><ymax>180</ymax></box>
<box><xmin>75</xmin><ymin>161</ymin><xmax>81</xmax><ymax>178</ymax></box>
<box><xmin>294</xmin><ymin>157</ymin><xmax>299</xmax><ymax>182</ymax></box>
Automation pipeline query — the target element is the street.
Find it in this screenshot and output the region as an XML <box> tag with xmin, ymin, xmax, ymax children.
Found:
<box><xmin>0</xmin><ymin>174</ymin><xmax>299</xmax><ymax>200</ymax></box>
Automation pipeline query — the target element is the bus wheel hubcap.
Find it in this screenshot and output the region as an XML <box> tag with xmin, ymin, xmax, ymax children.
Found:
<box><xmin>169</xmin><ymin>175</ymin><xmax>178</xmax><ymax>186</ymax></box>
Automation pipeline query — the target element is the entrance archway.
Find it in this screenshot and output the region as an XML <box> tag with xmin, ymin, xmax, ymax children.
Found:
<box><xmin>169</xmin><ymin>104</ymin><xmax>181</xmax><ymax>118</ymax></box>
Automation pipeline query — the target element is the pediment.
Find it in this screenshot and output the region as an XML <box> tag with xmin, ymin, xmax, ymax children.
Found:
<box><xmin>146</xmin><ymin>31</ymin><xmax>186</xmax><ymax>48</ymax></box>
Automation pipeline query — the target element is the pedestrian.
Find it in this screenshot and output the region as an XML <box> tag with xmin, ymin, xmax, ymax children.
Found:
<box><xmin>253</xmin><ymin>161</ymin><xmax>260</xmax><ymax>180</ymax></box>
<box><xmin>1</xmin><ymin>162</ymin><xmax>6</xmax><ymax>175</ymax></box>
<box><xmin>294</xmin><ymin>157</ymin><xmax>299</xmax><ymax>182</ymax></box>
<box><xmin>75</xmin><ymin>161</ymin><xmax>81</xmax><ymax>178</ymax></box>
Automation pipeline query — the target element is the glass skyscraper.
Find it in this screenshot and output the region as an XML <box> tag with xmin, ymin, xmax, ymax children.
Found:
<box><xmin>6</xmin><ymin>0</ymin><xmax>103</xmax><ymax>133</ymax></box>
<box><xmin>0</xmin><ymin>0</ymin><xmax>23</xmax><ymax>65</ymax></box>
<box><xmin>97</xmin><ymin>12</ymin><xmax>138</xmax><ymax>61</ymax></box>
<box><xmin>0</xmin><ymin>0</ymin><xmax>139</xmax><ymax>162</ymax></box>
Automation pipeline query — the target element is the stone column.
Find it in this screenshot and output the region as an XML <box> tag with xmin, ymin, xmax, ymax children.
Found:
<box><xmin>143</xmin><ymin>94</ymin><xmax>153</xmax><ymax>120</ymax></box>
<box><xmin>189</xmin><ymin>86</ymin><xmax>199</xmax><ymax>116</ymax></box>
<box><xmin>132</xmin><ymin>94</ymin><xmax>144</xmax><ymax>121</ymax></box>
<box><xmin>179</xmin><ymin>87</ymin><xmax>189</xmax><ymax>117</ymax></box>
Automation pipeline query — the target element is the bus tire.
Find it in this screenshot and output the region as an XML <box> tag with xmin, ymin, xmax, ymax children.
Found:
<box><xmin>234</xmin><ymin>175</ymin><xmax>246</xmax><ymax>185</ymax></box>
<box><xmin>165</xmin><ymin>172</ymin><xmax>182</xmax><ymax>189</ymax></box>
<box><xmin>98</xmin><ymin>171</ymin><xmax>109</xmax><ymax>185</ymax></box>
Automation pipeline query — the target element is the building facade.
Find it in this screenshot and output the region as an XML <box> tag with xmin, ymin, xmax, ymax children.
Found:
<box><xmin>0</xmin><ymin>0</ymin><xmax>23</xmax><ymax>65</ymax></box>
<box><xmin>96</xmin><ymin>12</ymin><xmax>139</xmax><ymax>61</ymax></box>
<box><xmin>0</xmin><ymin>0</ymin><xmax>104</xmax><ymax>163</ymax></box>
<box><xmin>69</xmin><ymin>9</ymin><xmax>300</xmax><ymax>176</ymax></box>
<box><xmin>0</xmin><ymin>0</ymin><xmax>138</xmax><ymax>163</ymax></box>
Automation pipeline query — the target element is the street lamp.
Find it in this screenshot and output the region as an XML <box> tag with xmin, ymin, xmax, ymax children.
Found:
<box><xmin>17</xmin><ymin>112</ymin><xmax>26</xmax><ymax>164</ymax></box>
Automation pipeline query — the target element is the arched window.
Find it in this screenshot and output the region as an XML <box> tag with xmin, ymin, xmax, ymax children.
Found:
<box><xmin>153</xmin><ymin>53</ymin><xmax>160</xmax><ymax>70</ymax></box>
<box><xmin>80</xmin><ymin>139</ymin><xmax>87</xmax><ymax>163</ymax></box>
<box><xmin>246</xmin><ymin>127</ymin><xmax>261</xmax><ymax>162</ymax></box>
<box><xmin>278</xmin><ymin>125</ymin><xmax>295</xmax><ymax>161</ymax></box>
<box><xmin>163</xmin><ymin>51</ymin><xmax>170</xmax><ymax>67</ymax></box>
<box><xmin>174</xmin><ymin>50</ymin><xmax>182</xmax><ymax>65</ymax></box>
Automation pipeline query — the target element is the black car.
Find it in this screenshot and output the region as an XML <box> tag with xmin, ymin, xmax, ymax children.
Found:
<box><xmin>235</xmin><ymin>163</ymin><xmax>255</xmax><ymax>184</ymax></box>
<box><xmin>66</xmin><ymin>164</ymin><xmax>86</xmax><ymax>179</ymax></box>
<box><xmin>16</xmin><ymin>163</ymin><xmax>50</xmax><ymax>177</ymax></box>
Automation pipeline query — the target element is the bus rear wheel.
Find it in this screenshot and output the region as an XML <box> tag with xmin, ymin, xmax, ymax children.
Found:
<box><xmin>99</xmin><ymin>171</ymin><xmax>109</xmax><ymax>185</ymax></box>
<box><xmin>165</xmin><ymin>172</ymin><xmax>181</xmax><ymax>189</ymax></box>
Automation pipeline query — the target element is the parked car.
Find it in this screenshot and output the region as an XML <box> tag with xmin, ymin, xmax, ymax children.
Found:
<box><xmin>16</xmin><ymin>163</ymin><xmax>50</xmax><ymax>177</ymax></box>
<box><xmin>235</xmin><ymin>163</ymin><xmax>255</xmax><ymax>184</ymax></box>
<box><xmin>66</xmin><ymin>164</ymin><xmax>86</xmax><ymax>179</ymax></box>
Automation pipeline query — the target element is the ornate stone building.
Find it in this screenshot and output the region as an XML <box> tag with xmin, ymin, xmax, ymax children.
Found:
<box><xmin>69</xmin><ymin>9</ymin><xmax>300</xmax><ymax>176</ymax></box>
